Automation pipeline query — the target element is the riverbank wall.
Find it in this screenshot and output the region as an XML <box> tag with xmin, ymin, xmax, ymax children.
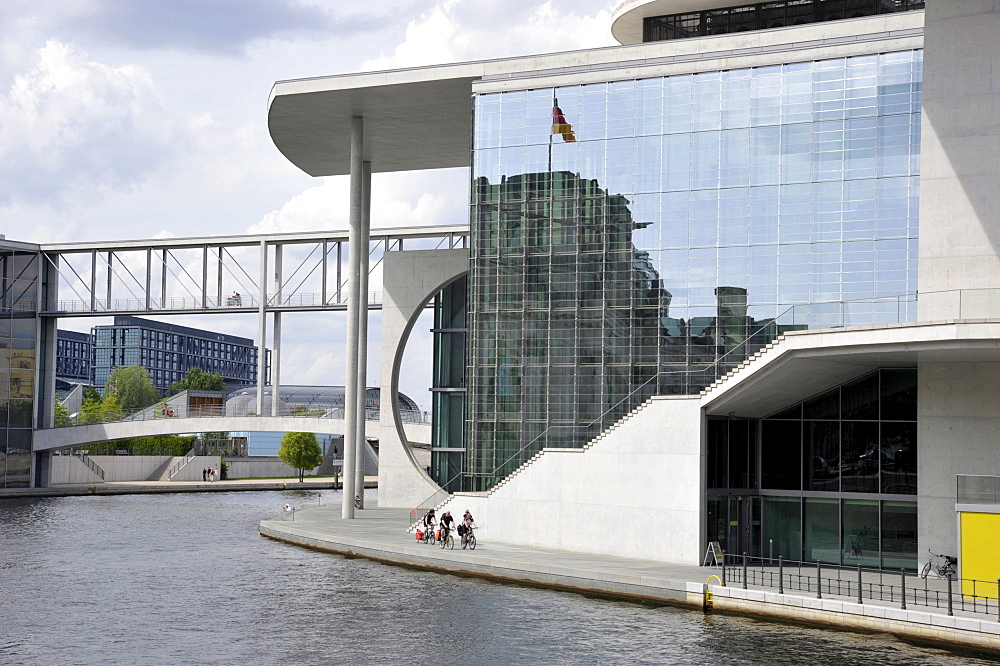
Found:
<box><xmin>260</xmin><ymin>503</ymin><xmax>1000</xmax><ymax>657</ymax></box>
<box><xmin>0</xmin><ymin>478</ymin><xmax>375</xmax><ymax>499</ymax></box>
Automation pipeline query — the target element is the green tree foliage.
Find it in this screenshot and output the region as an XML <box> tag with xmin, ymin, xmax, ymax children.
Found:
<box><xmin>278</xmin><ymin>432</ymin><xmax>323</xmax><ymax>482</ymax></box>
<box><xmin>54</xmin><ymin>403</ymin><xmax>71</xmax><ymax>427</ymax></box>
<box><xmin>81</xmin><ymin>393</ymin><xmax>123</xmax><ymax>424</ymax></box>
<box><xmin>82</xmin><ymin>435</ymin><xmax>196</xmax><ymax>456</ymax></box>
<box><xmin>105</xmin><ymin>365</ymin><xmax>159</xmax><ymax>411</ymax></box>
<box><xmin>168</xmin><ymin>367</ymin><xmax>227</xmax><ymax>395</ymax></box>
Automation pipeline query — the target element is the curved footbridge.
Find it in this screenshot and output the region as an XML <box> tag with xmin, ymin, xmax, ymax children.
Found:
<box><xmin>262</xmin><ymin>502</ymin><xmax>1000</xmax><ymax>655</ymax></box>
<box><xmin>32</xmin><ymin>416</ymin><xmax>430</xmax><ymax>452</ymax></box>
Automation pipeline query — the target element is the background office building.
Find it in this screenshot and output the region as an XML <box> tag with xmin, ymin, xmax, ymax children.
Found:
<box><xmin>55</xmin><ymin>330</ymin><xmax>93</xmax><ymax>392</ymax></box>
<box><xmin>92</xmin><ymin>316</ymin><xmax>267</xmax><ymax>394</ymax></box>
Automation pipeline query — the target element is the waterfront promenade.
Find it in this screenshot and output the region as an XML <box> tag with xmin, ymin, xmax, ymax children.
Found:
<box><xmin>261</xmin><ymin>501</ymin><xmax>1000</xmax><ymax>656</ymax></box>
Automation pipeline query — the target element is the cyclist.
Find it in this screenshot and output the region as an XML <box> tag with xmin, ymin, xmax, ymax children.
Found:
<box><xmin>459</xmin><ymin>510</ymin><xmax>476</xmax><ymax>546</ymax></box>
<box><xmin>422</xmin><ymin>508</ymin><xmax>437</xmax><ymax>537</ymax></box>
<box><xmin>439</xmin><ymin>510</ymin><xmax>455</xmax><ymax>543</ymax></box>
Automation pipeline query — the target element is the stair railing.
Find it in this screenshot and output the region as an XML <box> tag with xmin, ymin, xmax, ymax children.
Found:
<box><xmin>168</xmin><ymin>449</ymin><xmax>198</xmax><ymax>480</ymax></box>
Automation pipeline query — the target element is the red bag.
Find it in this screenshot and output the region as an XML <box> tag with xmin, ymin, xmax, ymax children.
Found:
<box><xmin>415</xmin><ymin>530</ymin><xmax>424</xmax><ymax>541</ymax></box>
<box><xmin>436</xmin><ymin>530</ymin><xmax>442</xmax><ymax>540</ymax></box>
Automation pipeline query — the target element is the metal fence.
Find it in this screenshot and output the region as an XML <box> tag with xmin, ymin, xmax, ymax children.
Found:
<box><xmin>55</xmin><ymin>404</ymin><xmax>430</xmax><ymax>428</ymax></box>
<box><xmin>719</xmin><ymin>553</ymin><xmax>1000</xmax><ymax>619</ymax></box>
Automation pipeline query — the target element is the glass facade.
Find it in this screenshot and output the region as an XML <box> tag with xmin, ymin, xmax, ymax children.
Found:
<box><xmin>642</xmin><ymin>0</ymin><xmax>925</xmax><ymax>43</ymax></box>
<box><xmin>56</xmin><ymin>329</ymin><xmax>93</xmax><ymax>384</ymax></box>
<box><xmin>92</xmin><ymin>316</ymin><xmax>263</xmax><ymax>394</ymax></box>
<box><xmin>0</xmin><ymin>248</ymin><xmax>38</xmax><ymax>488</ymax></box>
<box><xmin>707</xmin><ymin>368</ymin><xmax>918</xmax><ymax>569</ymax></box>
<box><xmin>466</xmin><ymin>50</ymin><xmax>922</xmax><ymax>491</ymax></box>
<box><xmin>430</xmin><ymin>276</ymin><xmax>468</xmax><ymax>492</ymax></box>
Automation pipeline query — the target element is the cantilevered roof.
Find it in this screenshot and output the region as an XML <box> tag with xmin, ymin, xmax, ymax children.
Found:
<box><xmin>268</xmin><ymin>62</ymin><xmax>484</xmax><ymax>177</ymax></box>
<box><xmin>268</xmin><ymin>10</ymin><xmax>922</xmax><ymax>177</ymax></box>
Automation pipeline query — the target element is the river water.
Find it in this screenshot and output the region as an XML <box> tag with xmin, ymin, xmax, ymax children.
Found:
<box><xmin>0</xmin><ymin>490</ymin><xmax>996</xmax><ymax>665</ymax></box>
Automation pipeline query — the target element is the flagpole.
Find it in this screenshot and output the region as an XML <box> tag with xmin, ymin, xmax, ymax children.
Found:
<box><xmin>549</xmin><ymin>93</ymin><xmax>555</xmax><ymax>174</ymax></box>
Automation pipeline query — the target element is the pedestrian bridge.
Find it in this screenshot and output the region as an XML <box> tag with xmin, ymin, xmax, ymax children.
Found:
<box><xmin>32</xmin><ymin>415</ymin><xmax>431</xmax><ymax>452</ymax></box>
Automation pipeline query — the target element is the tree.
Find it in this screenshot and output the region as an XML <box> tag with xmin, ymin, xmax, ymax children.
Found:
<box><xmin>168</xmin><ymin>366</ymin><xmax>227</xmax><ymax>394</ymax></box>
<box><xmin>277</xmin><ymin>432</ymin><xmax>323</xmax><ymax>482</ymax></box>
<box><xmin>81</xmin><ymin>393</ymin><xmax>123</xmax><ymax>425</ymax></box>
<box><xmin>105</xmin><ymin>366</ymin><xmax>159</xmax><ymax>411</ymax></box>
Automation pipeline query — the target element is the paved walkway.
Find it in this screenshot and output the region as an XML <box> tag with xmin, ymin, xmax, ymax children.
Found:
<box><xmin>260</xmin><ymin>501</ymin><xmax>1000</xmax><ymax>654</ymax></box>
<box><xmin>0</xmin><ymin>477</ymin><xmax>377</xmax><ymax>499</ymax></box>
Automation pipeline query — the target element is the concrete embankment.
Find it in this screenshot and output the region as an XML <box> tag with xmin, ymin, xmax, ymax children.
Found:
<box><xmin>261</xmin><ymin>503</ymin><xmax>1000</xmax><ymax>656</ymax></box>
<box><xmin>0</xmin><ymin>478</ymin><xmax>375</xmax><ymax>499</ymax></box>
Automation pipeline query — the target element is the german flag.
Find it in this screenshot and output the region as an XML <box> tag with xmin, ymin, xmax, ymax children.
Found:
<box><xmin>551</xmin><ymin>100</ymin><xmax>576</xmax><ymax>142</ymax></box>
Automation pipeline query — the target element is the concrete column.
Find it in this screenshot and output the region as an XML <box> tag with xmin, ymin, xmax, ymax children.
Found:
<box><xmin>256</xmin><ymin>240</ymin><xmax>268</xmax><ymax>417</ymax></box>
<box><xmin>342</xmin><ymin>116</ymin><xmax>364</xmax><ymax>519</ymax></box>
<box><xmin>355</xmin><ymin>160</ymin><xmax>372</xmax><ymax>508</ymax></box>
<box><xmin>271</xmin><ymin>244</ymin><xmax>283</xmax><ymax>417</ymax></box>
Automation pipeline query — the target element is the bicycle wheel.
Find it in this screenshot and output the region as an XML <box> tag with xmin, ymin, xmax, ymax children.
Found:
<box><xmin>468</xmin><ymin>533</ymin><xmax>476</xmax><ymax>550</ymax></box>
<box><xmin>919</xmin><ymin>561</ymin><xmax>931</xmax><ymax>579</ymax></box>
<box><xmin>446</xmin><ymin>534</ymin><xmax>454</xmax><ymax>550</ymax></box>
<box><xmin>461</xmin><ymin>535</ymin><xmax>468</xmax><ymax>550</ymax></box>
<box><xmin>440</xmin><ymin>532</ymin><xmax>448</xmax><ymax>548</ymax></box>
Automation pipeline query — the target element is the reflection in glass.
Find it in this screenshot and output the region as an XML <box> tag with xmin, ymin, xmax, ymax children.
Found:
<box><xmin>842</xmin><ymin>500</ymin><xmax>880</xmax><ymax>568</ymax></box>
<box><xmin>804</xmin><ymin>498</ymin><xmax>839</xmax><ymax>564</ymax></box>
<box><xmin>763</xmin><ymin>496</ymin><xmax>802</xmax><ymax>561</ymax></box>
<box><xmin>881</xmin><ymin>501</ymin><xmax>917</xmax><ymax>570</ymax></box>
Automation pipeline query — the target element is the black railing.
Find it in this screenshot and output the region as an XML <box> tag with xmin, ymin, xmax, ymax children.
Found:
<box><xmin>717</xmin><ymin>552</ymin><xmax>1000</xmax><ymax>619</ymax></box>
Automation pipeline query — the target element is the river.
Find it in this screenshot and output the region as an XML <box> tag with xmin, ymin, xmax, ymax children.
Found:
<box><xmin>0</xmin><ymin>490</ymin><xmax>996</xmax><ymax>665</ymax></box>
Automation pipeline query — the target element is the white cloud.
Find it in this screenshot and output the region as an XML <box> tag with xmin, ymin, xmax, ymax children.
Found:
<box><xmin>0</xmin><ymin>40</ymin><xmax>181</xmax><ymax>205</ymax></box>
<box><xmin>248</xmin><ymin>168</ymin><xmax>469</xmax><ymax>235</ymax></box>
<box><xmin>362</xmin><ymin>0</ymin><xmax>616</xmax><ymax>70</ymax></box>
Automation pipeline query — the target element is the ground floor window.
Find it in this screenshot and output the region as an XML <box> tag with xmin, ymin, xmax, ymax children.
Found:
<box><xmin>707</xmin><ymin>368</ymin><xmax>918</xmax><ymax>569</ymax></box>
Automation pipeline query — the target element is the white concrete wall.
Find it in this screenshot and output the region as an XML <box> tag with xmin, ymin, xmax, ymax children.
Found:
<box><xmin>172</xmin><ymin>456</ymin><xmax>222</xmax><ymax>482</ymax></box>
<box><xmin>918</xmin><ymin>361</ymin><xmax>1000</xmax><ymax>559</ymax></box>
<box><xmin>87</xmin><ymin>455</ymin><xmax>172</xmax><ymax>482</ymax></box>
<box><xmin>918</xmin><ymin>2</ymin><xmax>1000</xmax><ymax>319</ymax></box>
<box><xmin>50</xmin><ymin>455</ymin><xmax>103</xmax><ymax>485</ymax></box>
<box><xmin>227</xmin><ymin>457</ymin><xmax>316</xmax><ymax>479</ymax></box>
<box><xmin>379</xmin><ymin>248</ymin><xmax>468</xmax><ymax>509</ymax></box>
<box><xmin>439</xmin><ymin>396</ymin><xmax>705</xmax><ymax>565</ymax></box>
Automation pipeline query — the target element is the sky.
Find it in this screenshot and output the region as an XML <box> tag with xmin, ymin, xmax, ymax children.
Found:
<box><xmin>0</xmin><ymin>0</ymin><xmax>618</xmax><ymax>409</ymax></box>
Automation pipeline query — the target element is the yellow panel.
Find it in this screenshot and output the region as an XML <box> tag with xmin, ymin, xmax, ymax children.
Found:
<box><xmin>960</xmin><ymin>512</ymin><xmax>1000</xmax><ymax>600</ymax></box>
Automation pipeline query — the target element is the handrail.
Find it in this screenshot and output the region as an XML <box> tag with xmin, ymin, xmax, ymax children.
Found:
<box><xmin>409</xmin><ymin>469</ymin><xmax>465</xmax><ymax>528</ymax></box>
<box><xmin>167</xmin><ymin>449</ymin><xmax>198</xmax><ymax>480</ymax></box>
<box><xmin>75</xmin><ymin>451</ymin><xmax>105</xmax><ymax>481</ymax></box>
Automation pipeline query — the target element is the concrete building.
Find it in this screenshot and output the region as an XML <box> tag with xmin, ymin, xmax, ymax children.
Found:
<box><xmin>8</xmin><ymin>1</ymin><xmax>1000</xmax><ymax>582</ymax></box>
<box><xmin>264</xmin><ymin>0</ymin><xmax>1000</xmax><ymax>573</ymax></box>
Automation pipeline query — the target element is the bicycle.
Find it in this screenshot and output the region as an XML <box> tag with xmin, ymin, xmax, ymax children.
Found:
<box><xmin>439</xmin><ymin>526</ymin><xmax>454</xmax><ymax>550</ymax></box>
<box><xmin>421</xmin><ymin>524</ymin><xmax>436</xmax><ymax>544</ymax></box>
<box><xmin>461</xmin><ymin>526</ymin><xmax>476</xmax><ymax>550</ymax></box>
<box><xmin>919</xmin><ymin>549</ymin><xmax>957</xmax><ymax>579</ymax></box>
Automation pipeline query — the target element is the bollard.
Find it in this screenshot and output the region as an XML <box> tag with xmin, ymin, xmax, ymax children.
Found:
<box><xmin>857</xmin><ymin>565</ymin><xmax>863</xmax><ymax>605</ymax></box>
<box><xmin>318</xmin><ymin>493</ymin><xmax>322</xmax><ymax>506</ymax></box>
<box><xmin>901</xmin><ymin>569</ymin><xmax>906</xmax><ymax>610</ymax></box>
<box><xmin>778</xmin><ymin>556</ymin><xmax>784</xmax><ymax>594</ymax></box>
<box><xmin>816</xmin><ymin>560</ymin><xmax>822</xmax><ymax>599</ymax></box>
<box><xmin>947</xmin><ymin>574</ymin><xmax>954</xmax><ymax>617</ymax></box>
<box><xmin>769</xmin><ymin>539</ymin><xmax>773</xmax><ymax>564</ymax></box>
<box><xmin>743</xmin><ymin>553</ymin><xmax>748</xmax><ymax>590</ymax></box>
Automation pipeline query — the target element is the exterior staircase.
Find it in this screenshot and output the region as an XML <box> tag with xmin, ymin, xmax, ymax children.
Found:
<box><xmin>148</xmin><ymin>456</ymin><xmax>182</xmax><ymax>481</ymax></box>
<box><xmin>407</xmin><ymin>396</ymin><xmax>660</xmax><ymax>531</ymax></box>
<box><xmin>699</xmin><ymin>334</ymin><xmax>789</xmax><ymax>397</ymax></box>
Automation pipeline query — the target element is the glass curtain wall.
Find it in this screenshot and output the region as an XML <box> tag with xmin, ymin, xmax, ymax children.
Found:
<box><xmin>468</xmin><ymin>51</ymin><xmax>922</xmax><ymax>491</ymax></box>
<box><xmin>707</xmin><ymin>368</ymin><xmax>918</xmax><ymax>569</ymax></box>
<box><xmin>0</xmin><ymin>249</ymin><xmax>39</xmax><ymax>488</ymax></box>
<box><xmin>431</xmin><ymin>276</ymin><xmax>468</xmax><ymax>491</ymax></box>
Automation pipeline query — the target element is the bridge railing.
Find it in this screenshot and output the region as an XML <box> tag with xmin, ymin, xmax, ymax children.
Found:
<box><xmin>51</xmin><ymin>404</ymin><xmax>430</xmax><ymax>428</ymax></box>
<box><xmin>47</xmin><ymin>291</ymin><xmax>384</xmax><ymax>314</ymax></box>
